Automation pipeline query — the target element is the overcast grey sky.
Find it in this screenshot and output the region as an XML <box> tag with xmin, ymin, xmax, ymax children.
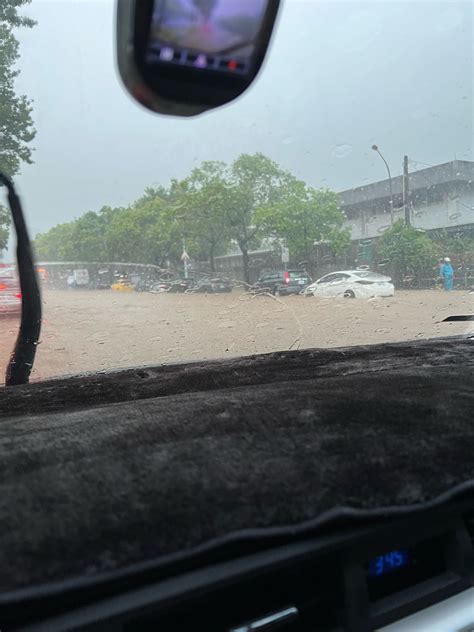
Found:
<box><xmin>10</xmin><ymin>0</ymin><xmax>474</xmax><ymax>245</ymax></box>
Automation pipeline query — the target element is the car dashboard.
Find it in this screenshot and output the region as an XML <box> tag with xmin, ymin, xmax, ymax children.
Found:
<box><xmin>2</xmin><ymin>495</ymin><xmax>473</xmax><ymax>631</ymax></box>
<box><xmin>0</xmin><ymin>337</ymin><xmax>472</xmax><ymax>631</ymax></box>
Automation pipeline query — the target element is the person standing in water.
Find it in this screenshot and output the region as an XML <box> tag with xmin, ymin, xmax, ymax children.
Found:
<box><xmin>433</xmin><ymin>258</ymin><xmax>444</xmax><ymax>289</ymax></box>
<box><xmin>440</xmin><ymin>257</ymin><xmax>454</xmax><ymax>291</ymax></box>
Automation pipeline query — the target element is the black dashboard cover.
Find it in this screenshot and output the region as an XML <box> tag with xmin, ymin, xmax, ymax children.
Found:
<box><xmin>0</xmin><ymin>338</ymin><xmax>472</xmax><ymax>596</ymax></box>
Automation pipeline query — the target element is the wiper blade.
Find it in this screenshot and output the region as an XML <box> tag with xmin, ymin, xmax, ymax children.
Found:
<box><xmin>442</xmin><ymin>315</ymin><xmax>474</xmax><ymax>322</ymax></box>
<box><xmin>0</xmin><ymin>173</ymin><xmax>42</xmax><ymax>386</ymax></box>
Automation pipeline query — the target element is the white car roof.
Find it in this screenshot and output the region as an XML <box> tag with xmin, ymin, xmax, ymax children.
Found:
<box><xmin>316</xmin><ymin>270</ymin><xmax>391</xmax><ymax>281</ymax></box>
<box><xmin>321</xmin><ymin>270</ymin><xmax>387</xmax><ymax>276</ymax></box>
<box><xmin>320</xmin><ymin>270</ymin><xmax>362</xmax><ymax>276</ymax></box>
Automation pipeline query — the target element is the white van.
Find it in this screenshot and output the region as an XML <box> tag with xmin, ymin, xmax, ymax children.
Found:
<box><xmin>73</xmin><ymin>269</ymin><xmax>90</xmax><ymax>287</ymax></box>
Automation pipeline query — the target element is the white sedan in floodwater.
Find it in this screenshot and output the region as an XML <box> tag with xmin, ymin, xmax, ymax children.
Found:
<box><xmin>304</xmin><ymin>270</ymin><xmax>395</xmax><ymax>299</ymax></box>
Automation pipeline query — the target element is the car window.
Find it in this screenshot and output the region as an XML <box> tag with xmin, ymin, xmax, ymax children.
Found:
<box><xmin>0</xmin><ymin>0</ymin><xmax>472</xmax><ymax>384</ymax></box>
<box><xmin>288</xmin><ymin>271</ymin><xmax>306</xmax><ymax>278</ymax></box>
<box><xmin>355</xmin><ymin>272</ymin><xmax>390</xmax><ymax>281</ymax></box>
<box><xmin>318</xmin><ymin>274</ymin><xmax>337</xmax><ymax>284</ymax></box>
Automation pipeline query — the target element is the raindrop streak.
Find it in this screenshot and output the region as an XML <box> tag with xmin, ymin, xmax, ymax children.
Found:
<box><xmin>331</xmin><ymin>144</ymin><xmax>353</xmax><ymax>159</ymax></box>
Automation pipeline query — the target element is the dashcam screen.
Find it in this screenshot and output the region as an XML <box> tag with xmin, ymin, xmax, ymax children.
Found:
<box><xmin>147</xmin><ymin>0</ymin><xmax>268</xmax><ymax>73</ymax></box>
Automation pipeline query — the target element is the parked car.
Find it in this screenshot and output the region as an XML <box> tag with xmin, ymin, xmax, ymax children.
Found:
<box><xmin>66</xmin><ymin>269</ymin><xmax>90</xmax><ymax>289</ymax></box>
<box><xmin>254</xmin><ymin>270</ymin><xmax>312</xmax><ymax>296</ymax></box>
<box><xmin>111</xmin><ymin>277</ymin><xmax>134</xmax><ymax>292</ymax></box>
<box><xmin>73</xmin><ymin>269</ymin><xmax>90</xmax><ymax>287</ymax></box>
<box><xmin>0</xmin><ymin>267</ymin><xmax>21</xmax><ymax>315</ymax></box>
<box><xmin>304</xmin><ymin>270</ymin><xmax>395</xmax><ymax>299</ymax></box>
<box><xmin>194</xmin><ymin>276</ymin><xmax>233</xmax><ymax>293</ymax></box>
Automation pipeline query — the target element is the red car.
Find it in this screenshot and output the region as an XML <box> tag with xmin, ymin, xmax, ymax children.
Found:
<box><xmin>0</xmin><ymin>267</ymin><xmax>21</xmax><ymax>315</ymax></box>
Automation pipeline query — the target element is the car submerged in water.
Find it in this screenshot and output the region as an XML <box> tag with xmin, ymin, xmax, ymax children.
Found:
<box><xmin>0</xmin><ymin>267</ymin><xmax>21</xmax><ymax>315</ymax></box>
<box><xmin>304</xmin><ymin>270</ymin><xmax>395</xmax><ymax>299</ymax></box>
<box><xmin>193</xmin><ymin>276</ymin><xmax>233</xmax><ymax>293</ymax></box>
<box><xmin>254</xmin><ymin>270</ymin><xmax>312</xmax><ymax>296</ymax></box>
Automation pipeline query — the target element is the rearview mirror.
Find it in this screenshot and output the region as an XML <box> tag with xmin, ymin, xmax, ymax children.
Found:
<box><xmin>116</xmin><ymin>0</ymin><xmax>281</xmax><ymax>116</ymax></box>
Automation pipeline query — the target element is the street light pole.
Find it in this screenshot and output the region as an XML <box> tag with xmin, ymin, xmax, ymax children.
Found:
<box><xmin>181</xmin><ymin>237</ymin><xmax>189</xmax><ymax>279</ymax></box>
<box><xmin>372</xmin><ymin>145</ymin><xmax>394</xmax><ymax>226</ymax></box>
<box><xmin>403</xmin><ymin>155</ymin><xmax>411</xmax><ymax>226</ymax></box>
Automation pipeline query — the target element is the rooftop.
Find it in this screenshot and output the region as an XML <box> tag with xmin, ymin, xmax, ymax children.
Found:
<box><xmin>339</xmin><ymin>160</ymin><xmax>473</xmax><ymax>208</ymax></box>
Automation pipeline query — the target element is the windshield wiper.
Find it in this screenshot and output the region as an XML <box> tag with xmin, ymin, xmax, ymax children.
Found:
<box><xmin>442</xmin><ymin>315</ymin><xmax>474</xmax><ymax>322</ymax></box>
<box><xmin>0</xmin><ymin>173</ymin><xmax>42</xmax><ymax>386</ymax></box>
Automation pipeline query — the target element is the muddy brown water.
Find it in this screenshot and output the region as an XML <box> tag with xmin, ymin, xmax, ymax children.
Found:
<box><xmin>0</xmin><ymin>288</ymin><xmax>472</xmax><ymax>384</ymax></box>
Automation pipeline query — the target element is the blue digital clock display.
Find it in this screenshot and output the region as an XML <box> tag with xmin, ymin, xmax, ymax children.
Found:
<box><xmin>368</xmin><ymin>549</ymin><xmax>410</xmax><ymax>577</ymax></box>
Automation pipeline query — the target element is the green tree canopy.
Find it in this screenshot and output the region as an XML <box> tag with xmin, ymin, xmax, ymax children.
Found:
<box><xmin>226</xmin><ymin>153</ymin><xmax>294</xmax><ymax>282</ymax></box>
<box><xmin>35</xmin><ymin>207</ymin><xmax>117</xmax><ymax>262</ymax></box>
<box><xmin>257</xmin><ymin>180</ymin><xmax>350</xmax><ymax>268</ymax></box>
<box><xmin>0</xmin><ymin>1</ymin><xmax>36</xmax><ymax>177</ymax></box>
<box><xmin>379</xmin><ymin>220</ymin><xmax>437</xmax><ymax>284</ymax></box>
<box><xmin>180</xmin><ymin>161</ymin><xmax>232</xmax><ymax>270</ymax></box>
<box><xmin>0</xmin><ymin>0</ymin><xmax>36</xmax><ymax>254</ymax></box>
<box><xmin>106</xmin><ymin>201</ymin><xmax>166</xmax><ymax>265</ymax></box>
<box><xmin>32</xmin><ymin>153</ymin><xmax>344</xmax><ymax>278</ymax></box>
<box><xmin>0</xmin><ymin>204</ymin><xmax>11</xmax><ymax>252</ymax></box>
<box><xmin>35</xmin><ymin>222</ymin><xmax>76</xmax><ymax>261</ymax></box>
<box><xmin>431</xmin><ymin>229</ymin><xmax>474</xmax><ymax>266</ymax></box>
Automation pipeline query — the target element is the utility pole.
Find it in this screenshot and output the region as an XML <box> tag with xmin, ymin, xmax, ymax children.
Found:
<box><xmin>403</xmin><ymin>155</ymin><xmax>411</xmax><ymax>226</ymax></box>
<box><xmin>372</xmin><ymin>145</ymin><xmax>394</xmax><ymax>226</ymax></box>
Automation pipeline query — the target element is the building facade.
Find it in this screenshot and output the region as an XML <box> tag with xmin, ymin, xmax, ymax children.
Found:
<box><xmin>215</xmin><ymin>160</ymin><xmax>473</xmax><ymax>283</ymax></box>
<box><xmin>341</xmin><ymin>160</ymin><xmax>473</xmax><ymax>241</ymax></box>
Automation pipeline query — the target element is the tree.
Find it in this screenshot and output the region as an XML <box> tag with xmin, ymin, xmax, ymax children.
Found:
<box><xmin>226</xmin><ymin>153</ymin><xmax>293</xmax><ymax>283</ymax></box>
<box><xmin>105</xmin><ymin>195</ymin><xmax>179</xmax><ymax>265</ymax></box>
<box><xmin>182</xmin><ymin>161</ymin><xmax>232</xmax><ymax>271</ymax></box>
<box><xmin>431</xmin><ymin>229</ymin><xmax>474</xmax><ymax>264</ymax></box>
<box><xmin>0</xmin><ymin>203</ymin><xmax>11</xmax><ymax>253</ymax></box>
<box><xmin>29</xmin><ymin>153</ymin><xmax>349</xmax><ymax>277</ymax></box>
<box><xmin>257</xmin><ymin>181</ymin><xmax>350</xmax><ymax>270</ymax></box>
<box><xmin>35</xmin><ymin>207</ymin><xmax>119</xmax><ymax>262</ymax></box>
<box><xmin>35</xmin><ymin>222</ymin><xmax>76</xmax><ymax>261</ymax></box>
<box><xmin>0</xmin><ymin>1</ymin><xmax>36</xmax><ymax>177</ymax></box>
<box><xmin>69</xmin><ymin>210</ymin><xmax>111</xmax><ymax>262</ymax></box>
<box><xmin>378</xmin><ymin>220</ymin><xmax>437</xmax><ymax>285</ymax></box>
<box><xmin>0</xmin><ymin>1</ymin><xmax>36</xmax><ymax>252</ymax></box>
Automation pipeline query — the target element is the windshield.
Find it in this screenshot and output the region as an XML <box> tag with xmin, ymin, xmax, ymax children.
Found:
<box><xmin>0</xmin><ymin>0</ymin><xmax>472</xmax><ymax>384</ymax></box>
